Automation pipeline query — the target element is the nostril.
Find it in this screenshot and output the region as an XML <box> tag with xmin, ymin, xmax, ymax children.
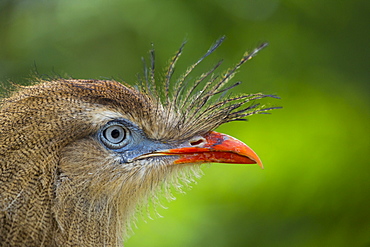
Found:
<box><xmin>189</xmin><ymin>137</ymin><xmax>206</xmax><ymax>147</ymax></box>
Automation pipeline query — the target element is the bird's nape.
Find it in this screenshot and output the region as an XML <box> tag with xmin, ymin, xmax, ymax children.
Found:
<box><xmin>0</xmin><ymin>38</ymin><xmax>279</xmax><ymax>246</ymax></box>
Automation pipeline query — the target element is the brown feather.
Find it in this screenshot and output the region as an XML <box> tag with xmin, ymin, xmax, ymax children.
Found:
<box><xmin>0</xmin><ymin>38</ymin><xmax>279</xmax><ymax>246</ymax></box>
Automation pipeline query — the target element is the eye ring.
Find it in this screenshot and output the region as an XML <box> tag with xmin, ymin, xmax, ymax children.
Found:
<box><xmin>100</xmin><ymin>123</ymin><xmax>129</xmax><ymax>149</ymax></box>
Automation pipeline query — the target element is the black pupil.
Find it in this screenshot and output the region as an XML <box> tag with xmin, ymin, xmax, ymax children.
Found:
<box><xmin>111</xmin><ymin>129</ymin><xmax>120</xmax><ymax>139</ymax></box>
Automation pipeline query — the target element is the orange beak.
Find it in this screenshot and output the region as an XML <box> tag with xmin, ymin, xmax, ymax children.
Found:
<box><xmin>161</xmin><ymin>131</ymin><xmax>263</xmax><ymax>169</ymax></box>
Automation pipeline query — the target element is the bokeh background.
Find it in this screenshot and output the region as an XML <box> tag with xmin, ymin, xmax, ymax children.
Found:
<box><xmin>1</xmin><ymin>0</ymin><xmax>369</xmax><ymax>246</ymax></box>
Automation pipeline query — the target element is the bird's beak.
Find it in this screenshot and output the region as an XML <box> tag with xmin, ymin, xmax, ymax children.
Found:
<box><xmin>156</xmin><ymin>131</ymin><xmax>263</xmax><ymax>169</ymax></box>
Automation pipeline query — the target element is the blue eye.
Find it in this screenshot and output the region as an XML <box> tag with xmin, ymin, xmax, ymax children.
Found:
<box><xmin>100</xmin><ymin>123</ymin><xmax>129</xmax><ymax>149</ymax></box>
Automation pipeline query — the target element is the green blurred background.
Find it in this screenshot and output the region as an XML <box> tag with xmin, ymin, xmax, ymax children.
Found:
<box><xmin>1</xmin><ymin>0</ymin><xmax>369</xmax><ymax>246</ymax></box>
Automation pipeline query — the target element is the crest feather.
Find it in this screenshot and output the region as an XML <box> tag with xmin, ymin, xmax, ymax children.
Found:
<box><xmin>139</xmin><ymin>37</ymin><xmax>280</xmax><ymax>140</ymax></box>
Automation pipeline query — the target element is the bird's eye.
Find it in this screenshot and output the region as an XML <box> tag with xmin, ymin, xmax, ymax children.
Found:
<box><xmin>100</xmin><ymin>123</ymin><xmax>129</xmax><ymax>149</ymax></box>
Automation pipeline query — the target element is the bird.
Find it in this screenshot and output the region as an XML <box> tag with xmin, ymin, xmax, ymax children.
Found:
<box><xmin>0</xmin><ymin>37</ymin><xmax>279</xmax><ymax>246</ymax></box>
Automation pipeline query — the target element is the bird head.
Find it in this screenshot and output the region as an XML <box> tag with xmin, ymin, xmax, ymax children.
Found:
<box><xmin>0</xmin><ymin>38</ymin><xmax>279</xmax><ymax>246</ymax></box>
